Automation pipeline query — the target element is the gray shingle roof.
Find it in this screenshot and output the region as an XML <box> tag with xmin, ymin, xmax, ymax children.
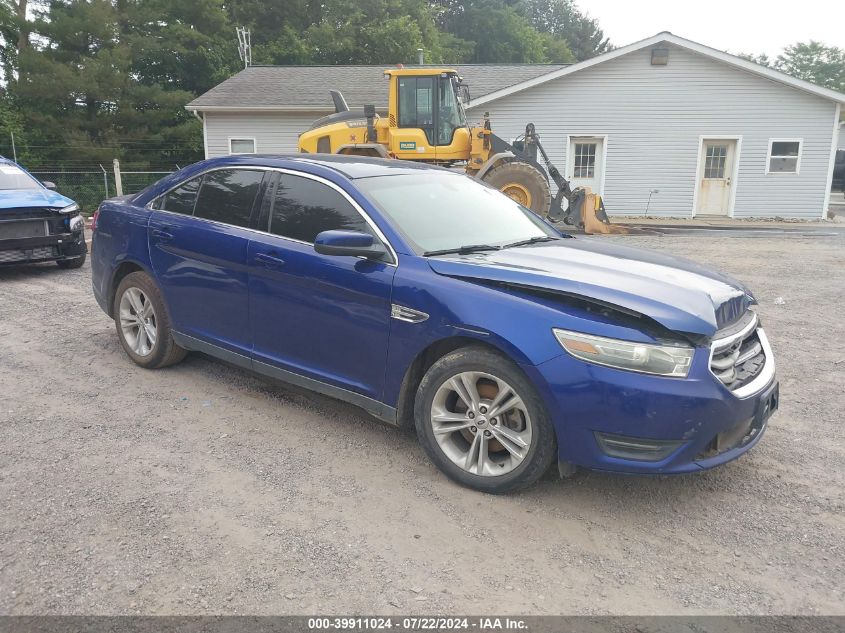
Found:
<box><xmin>186</xmin><ymin>64</ymin><xmax>568</xmax><ymax>110</ymax></box>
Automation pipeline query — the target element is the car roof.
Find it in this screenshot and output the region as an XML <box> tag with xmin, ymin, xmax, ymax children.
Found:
<box><xmin>202</xmin><ymin>154</ymin><xmax>458</xmax><ymax>179</ymax></box>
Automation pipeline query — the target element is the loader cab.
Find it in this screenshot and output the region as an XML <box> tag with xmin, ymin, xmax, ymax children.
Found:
<box><xmin>385</xmin><ymin>69</ymin><xmax>472</xmax><ymax>162</ymax></box>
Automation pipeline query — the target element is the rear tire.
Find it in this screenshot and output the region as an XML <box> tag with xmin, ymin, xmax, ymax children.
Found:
<box><xmin>57</xmin><ymin>251</ymin><xmax>86</xmax><ymax>269</ymax></box>
<box><xmin>113</xmin><ymin>271</ymin><xmax>187</xmax><ymax>369</ymax></box>
<box><xmin>414</xmin><ymin>346</ymin><xmax>557</xmax><ymax>494</ymax></box>
<box><xmin>483</xmin><ymin>161</ymin><xmax>551</xmax><ymax>217</ymax></box>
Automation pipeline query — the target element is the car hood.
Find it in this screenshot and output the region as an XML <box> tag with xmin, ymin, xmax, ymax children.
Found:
<box><xmin>0</xmin><ymin>188</ymin><xmax>75</xmax><ymax>210</ymax></box>
<box><xmin>427</xmin><ymin>238</ymin><xmax>754</xmax><ymax>338</ymax></box>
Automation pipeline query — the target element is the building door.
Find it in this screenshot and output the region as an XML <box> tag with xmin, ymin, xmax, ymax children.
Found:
<box><xmin>696</xmin><ymin>139</ymin><xmax>737</xmax><ymax>215</ymax></box>
<box><xmin>567</xmin><ymin>137</ymin><xmax>604</xmax><ymax>194</ymax></box>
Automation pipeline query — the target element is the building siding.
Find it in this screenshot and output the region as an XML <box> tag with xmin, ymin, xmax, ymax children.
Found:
<box><xmin>472</xmin><ymin>44</ymin><xmax>837</xmax><ymax>219</ymax></box>
<box><xmin>201</xmin><ymin>45</ymin><xmax>839</xmax><ymax>219</ymax></box>
<box><xmin>205</xmin><ymin>111</ymin><xmax>318</xmax><ymax>157</ymax></box>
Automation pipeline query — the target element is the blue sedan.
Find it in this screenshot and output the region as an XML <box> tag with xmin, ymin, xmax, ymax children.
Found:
<box><xmin>0</xmin><ymin>157</ymin><xmax>87</xmax><ymax>268</ymax></box>
<box><xmin>90</xmin><ymin>155</ymin><xmax>778</xmax><ymax>493</ymax></box>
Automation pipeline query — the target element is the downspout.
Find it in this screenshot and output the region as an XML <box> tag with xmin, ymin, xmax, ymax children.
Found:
<box><xmin>189</xmin><ymin>109</ymin><xmax>209</xmax><ymax>160</ymax></box>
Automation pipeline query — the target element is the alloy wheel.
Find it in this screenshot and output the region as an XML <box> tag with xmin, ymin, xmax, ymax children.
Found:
<box><xmin>118</xmin><ymin>287</ymin><xmax>158</xmax><ymax>357</ymax></box>
<box><xmin>430</xmin><ymin>371</ymin><xmax>533</xmax><ymax>476</ymax></box>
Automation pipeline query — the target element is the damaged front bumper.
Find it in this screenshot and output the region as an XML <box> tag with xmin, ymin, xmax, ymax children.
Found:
<box><xmin>527</xmin><ymin>343</ymin><xmax>778</xmax><ymax>475</ymax></box>
<box><xmin>0</xmin><ymin>224</ymin><xmax>87</xmax><ymax>265</ymax></box>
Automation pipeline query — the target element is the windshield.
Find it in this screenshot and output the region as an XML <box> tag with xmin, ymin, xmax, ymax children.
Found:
<box><xmin>358</xmin><ymin>173</ymin><xmax>557</xmax><ymax>254</ymax></box>
<box><xmin>0</xmin><ymin>164</ymin><xmax>41</xmax><ymax>190</ymax></box>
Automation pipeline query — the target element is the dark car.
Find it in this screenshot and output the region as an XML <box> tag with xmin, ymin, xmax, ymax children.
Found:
<box><xmin>833</xmin><ymin>149</ymin><xmax>845</xmax><ymax>192</ymax></box>
<box><xmin>90</xmin><ymin>155</ymin><xmax>778</xmax><ymax>494</ymax></box>
<box><xmin>0</xmin><ymin>157</ymin><xmax>87</xmax><ymax>268</ymax></box>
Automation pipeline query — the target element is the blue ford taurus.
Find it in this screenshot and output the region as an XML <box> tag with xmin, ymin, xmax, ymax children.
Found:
<box><xmin>90</xmin><ymin>155</ymin><xmax>778</xmax><ymax>493</ymax></box>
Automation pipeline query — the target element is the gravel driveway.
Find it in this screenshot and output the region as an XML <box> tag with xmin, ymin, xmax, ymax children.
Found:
<box><xmin>0</xmin><ymin>231</ymin><xmax>843</xmax><ymax>616</ymax></box>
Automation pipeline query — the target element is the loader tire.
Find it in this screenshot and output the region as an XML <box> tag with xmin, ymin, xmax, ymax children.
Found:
<box><xmin>483</xmin><ymin>161</ymin><xmax>551</xmax><ymax>217</ymax></box>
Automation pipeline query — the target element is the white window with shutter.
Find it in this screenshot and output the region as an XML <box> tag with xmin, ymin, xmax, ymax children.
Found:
<box><xmin>766</xmin><ymin>139</ymin><xmax>802</xmax><ymax>174</ymax></box>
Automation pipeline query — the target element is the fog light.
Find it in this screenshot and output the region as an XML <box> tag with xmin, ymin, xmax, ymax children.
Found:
<box><xmin>595</xmin><ymin>432</ymin><xmax>682</xmax><ymax>461</ymax></box>
<box><xmin>69</xmin><ymin>214</ymin><xmax>84</xmax><ymax>232</ymax></box>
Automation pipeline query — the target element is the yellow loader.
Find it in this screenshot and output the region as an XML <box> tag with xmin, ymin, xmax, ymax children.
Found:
<box><xmin>297</xmin><ymin>67</ymin><xmax>623</xmax><ymax>233</ymax></box>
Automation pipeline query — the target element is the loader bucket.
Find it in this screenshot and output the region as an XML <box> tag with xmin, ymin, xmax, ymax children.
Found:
<box><xmin>580</xmin><ymin>189</ymin><xmax>631</xmax><ymax>235</ymax></box>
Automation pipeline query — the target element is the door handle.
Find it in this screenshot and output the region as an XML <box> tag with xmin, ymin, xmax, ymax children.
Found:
<box><xmin>254</xmin><ymin>252</ymin><xmax>286</xmax><ymax>269</ymax></box>
<box><xmin>151</xmin><ymin>228</ymin><xmax>174</xmax><ymax>241</ymax></box>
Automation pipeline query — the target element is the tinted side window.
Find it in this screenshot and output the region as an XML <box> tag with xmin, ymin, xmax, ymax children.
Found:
<box><xmin>270</xmin><ymin>174</ymin><xmax>371</xmax><ymax>243</ymax></box>
<box><xmin>159</xmin><ymin>176</ymin><xmax>201</xmax><ymax>215</ymax></box>
<box><xmin>193</xmin><ymin>169</ymin><xmax>263</xmax><ymax>228</ymax></box>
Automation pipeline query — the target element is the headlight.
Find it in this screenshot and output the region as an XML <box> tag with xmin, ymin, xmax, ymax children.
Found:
<box><xmin>59</xmin><ymin>203</ymin><xmax>80</xmax><ymax>215</ymax></box>
<box><xmin>553</xmin><ymin>328</ymin><xmax>694</xmax><ymax>377</ymax></box>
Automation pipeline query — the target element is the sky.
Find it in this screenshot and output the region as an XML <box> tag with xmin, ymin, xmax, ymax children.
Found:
<box><xmin>581</xmin><ymin>0</ymin><xmax>845</xmax><ymax>58</ymax></box>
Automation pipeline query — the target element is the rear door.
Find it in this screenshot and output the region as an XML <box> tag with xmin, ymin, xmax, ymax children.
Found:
<box><xmin>148</xmin><ymin>168</ymin><xmax>267</xmax><ymax>356</ymax></box>
<box><xmin>248</xmin><ymin>171</ymin><xmax>396</xmax><ymax>400</ymax></box>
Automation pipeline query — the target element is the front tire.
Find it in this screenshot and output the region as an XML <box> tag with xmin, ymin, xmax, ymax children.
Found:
<box><xmin>483</xmin><ymin>161</ymin><xmax>551</xmax><ymax>217</ymax></box>
<box><xmin>113</xmin><ymin>271</ymin><xmax>187</xmax><ymax>369</ymax></box>
<box><xmin>414</xmin><ymin>347</ymin><xmax>557</xmax><ymax>493</ymax></box>
<box><xmin>57</xmin><ymin>251</ymin><xmax>87</xmax><ymax>269</ymax></box>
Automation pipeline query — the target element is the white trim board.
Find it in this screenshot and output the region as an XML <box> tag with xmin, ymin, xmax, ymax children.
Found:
<box><xmin>822</xmin><ymin>104</ymin><xmax>842</xmax><ymax>219</ymax></box>
<box><xmin>187</xmin><ymin>105</ymin><xmax>336</xmax><ymax>113</ymax></box>
<box><xmin>202</xmin><ymin>112</ymin><xmax>209</xmax><ymax>160</ymax></box>
<box><xmin>691</xmin><ymin>135</ymin><xmax>742</xmax><ymax>218</ymax></box>
<box><xmin>466</xmin><ymin>32</ymin><xmax>845</xmax><ymax>110</ymax></box>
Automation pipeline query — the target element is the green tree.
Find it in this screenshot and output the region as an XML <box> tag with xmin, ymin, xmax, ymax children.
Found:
<box><xmin>0</xmin><ymin>92</ymin><xmax>29</xmax><ymax>161</ymax></box>
<box><xmin>741</xmin><ymin>41</ymin><xmax>845</xmax><ymax>93</ymax></box>
<box><xmin>429</xmin><ymin>0</ymin><xmax>578</xmax><ymax>63</ymax></box>
<box><xmin>12</xmin><ymin>0</ymin><xmax>228</xmax><ymax>169</ymax></box>
<box><xmin>303</xmin><ymin>0</ymin><xmax>459</xmax><ymax>65</ymax></box>
<box><xmin>444</xmin><ymin>1</ymin><xmax>553</xmax><ymax>63</ymax></box>
<box><xmin>775</xmin><ymin>41</ymin><xmax>845</xmax><ymax>92</ymax></box>
<box><xmin>521</xmin><ymin>0</ymin><xmax>610</xmax><ymax>61</ymax></box>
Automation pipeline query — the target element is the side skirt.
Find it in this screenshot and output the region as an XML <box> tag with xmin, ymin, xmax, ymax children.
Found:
<box><xmin>171</xmin><ymin>331</ymin><xmax>399</xmax><ymax>426</ymax></box>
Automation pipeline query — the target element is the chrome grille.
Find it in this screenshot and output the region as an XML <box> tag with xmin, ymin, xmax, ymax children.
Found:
<box><xmin>710</xmin><ymin>311</ymin><xmax>768</xmax><ymax>393</ymax></box>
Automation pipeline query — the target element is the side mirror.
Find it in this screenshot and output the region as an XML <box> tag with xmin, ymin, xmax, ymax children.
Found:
<box><xmin>314</xmin><ymin>230</ymin><xmax>386</xmax><ymax>260</ymax></box>
<box><xmin>458</xmin><ymin>83</ymin><xmax>471</xmax><ymax>105</ymax></box>
<box><xmin>42</xmin><ymin>181</ymin><xmax>57</xmax><ymax>190</ymax></box>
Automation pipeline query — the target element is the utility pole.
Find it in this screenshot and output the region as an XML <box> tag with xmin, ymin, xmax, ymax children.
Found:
<box><xmin>236</xmin><ymin>27</ymin><xmax>252</xmax><ymax>70</ymax></box>
<box><xmin>10</xmin><ymin>131</ymin><xmax>17</xmax><ymax>163</ymax></box>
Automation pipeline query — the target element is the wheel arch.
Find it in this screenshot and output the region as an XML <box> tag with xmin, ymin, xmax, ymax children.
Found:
<box><xmin>107</xmin><ymin>259</ymin><xmax>152</xmax><ymax>318</ymax></box>
<box><xmin>394</xmin><ymin>335</ymin><xmax>526</xmax><ymax>429</ymax></box>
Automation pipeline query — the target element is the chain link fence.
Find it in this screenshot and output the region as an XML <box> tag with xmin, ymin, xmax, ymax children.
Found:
<box><xmin>30</xmin><ymin>169</ymin><xmax>175</xmax><ymax>215</ymax></box>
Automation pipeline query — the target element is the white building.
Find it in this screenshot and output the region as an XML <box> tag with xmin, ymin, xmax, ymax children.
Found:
<box><xmin>187</xmin><ymin>32</ymin><xmax>845</xmax><ymax>219</ymax></box>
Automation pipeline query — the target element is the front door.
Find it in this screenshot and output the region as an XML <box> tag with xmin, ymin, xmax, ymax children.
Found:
<box><xmin>567</xmin><ymin>137</ymin><xmax>604</xmax><ymax>194</ymax></box>
<box><xmin>248</xmin><ymin>171</ymin><xmax>396</xmax><ymax>400</ymax></box>
<box><xmin>696</xmin><ymin>139</ymin><xmax>736</xmax><ymax>216</ymax></box>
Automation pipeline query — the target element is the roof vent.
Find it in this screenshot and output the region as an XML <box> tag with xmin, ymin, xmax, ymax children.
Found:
<box><xmin>651</xmin><ymin>47</ymin><xmax>669</xmax><ymax>65</ymax></box>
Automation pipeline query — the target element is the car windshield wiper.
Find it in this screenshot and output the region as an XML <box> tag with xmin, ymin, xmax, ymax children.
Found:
<box><xmin>423</xmin><ymin>244</ymin><xmax>502</xmax><ymax>257</ymax></box>
<box><xmin>501</xmin><ymin>235</ymin><xmax>561</xmax><ymax>249</ymax></box>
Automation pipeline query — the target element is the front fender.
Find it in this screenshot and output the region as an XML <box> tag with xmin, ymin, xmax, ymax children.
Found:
<box><xmin>384</xmin><ymin>259</ymin><xmax>566</xmax><ymax>407</ymax></box>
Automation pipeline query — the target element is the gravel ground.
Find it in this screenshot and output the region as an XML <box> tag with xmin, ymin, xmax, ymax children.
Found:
<box><xmin>0</xmin><ymin>231</ymin><xmax>843</xmax><ymax>616</ymax></box>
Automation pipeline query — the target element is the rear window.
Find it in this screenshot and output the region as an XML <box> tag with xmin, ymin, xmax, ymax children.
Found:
<box><xmin>193</xmin><ymin>169</ymin><xmax>263</xmax><ymax>228</ymax></box>
<box><xmin>0</xmin><ymin>164</ymin><xmax>40</xmax><ymax>190</ymax></box>
<box><xmin>158</xmin><ymin>176</ymin><xmax>202</xmax><ymax>214</ymax></box>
